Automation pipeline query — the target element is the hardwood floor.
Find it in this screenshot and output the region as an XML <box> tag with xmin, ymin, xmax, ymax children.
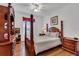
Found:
<box><xmin>15</xmin><ymin>41</ymin><xmax>26</xmax><ymax>56</ymax></box>
<box><xmin>38</xmin><ymin>47</ymin><xmax>75</xmax><ymax>56</ymax></box>
<box><xmin>15</xmin><ymin>43</ymin><xmax>21</xmax><ymax>56</ymax></box>
<box><xmin>15</xmin><ymin>41</ymin><xmax>75</xmax><ymax>56</ymax></box>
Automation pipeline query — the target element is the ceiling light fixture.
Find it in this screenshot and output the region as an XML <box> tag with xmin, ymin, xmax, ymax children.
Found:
<box><xmin>34</xmin><ymin>9</ymin><xmax>39</xmax><ymax>12</ymax></box>
<box><xmin>30</xmin><ymin>3</ymin><xmax>42</xmax><ymax>12</ymax></box>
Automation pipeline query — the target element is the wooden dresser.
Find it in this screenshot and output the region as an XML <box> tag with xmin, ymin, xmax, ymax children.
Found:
<box><xmin>62</xmin><ymin>37</ymin><xmax>78</xmax><ymax>55</ymax></box>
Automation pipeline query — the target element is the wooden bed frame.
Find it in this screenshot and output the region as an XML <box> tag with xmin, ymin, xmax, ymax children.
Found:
<box><xmin>24</xmin><ymin>14</ymin><xmax>64</xmax><ymax>56</ymax></box>
<box><xmin>24</xmin><ymin>14</ymin><xmax>36</xmax><ymax>56</ymax></box>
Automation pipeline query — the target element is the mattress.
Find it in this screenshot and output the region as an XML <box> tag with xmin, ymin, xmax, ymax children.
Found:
<box><xmin>34</xmin><ymin>36</ymin><xmax>62</xmax><ymax>54</ymax></box>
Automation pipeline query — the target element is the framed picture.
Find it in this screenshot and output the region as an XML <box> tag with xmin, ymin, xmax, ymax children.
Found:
<box><xmin>50</xmin><ymin>16</ymin><xmax>58</xmax><ymax>25</ymax></box>
<box><xmin>15</xmin><ymin>28</ymin><xmax>20</xmax><ymax>34</ymax></box>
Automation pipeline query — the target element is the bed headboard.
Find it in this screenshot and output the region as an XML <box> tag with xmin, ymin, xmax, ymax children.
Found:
<box><xmin>48</xmin><ymin>27</ymin><xmax>62</xmax><ymax>39</ymax></box>
<box><xmin>49</xmin><ymin>27</ymin><xmax>60</xmax><ymax>32</ymax></box>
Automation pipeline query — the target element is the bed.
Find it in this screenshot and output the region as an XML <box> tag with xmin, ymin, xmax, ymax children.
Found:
<box><xmin>24</xmin><ymin>14</ymin><xmax>63</xmax><ymax>56</ymax></box>
<box><xmin>34</xmin><ymin>27</ymin><xmax>62</xmax><ymax>54</ymax></box>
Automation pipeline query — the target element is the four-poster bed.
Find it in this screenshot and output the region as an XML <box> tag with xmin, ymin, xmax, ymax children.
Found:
<box><xmin>24</xmin><ymin>14</ymin><xmax>64</xmax><ymax>56</ymax></box>
<box><xmin>24</xmin><ymin>14</ymin><xmax>79</xmax><ymax>56</ymax></box>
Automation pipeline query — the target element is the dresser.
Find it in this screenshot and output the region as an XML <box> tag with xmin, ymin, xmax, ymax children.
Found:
<box><xmin>62</xmin><ymin>37</ymin><xmax>78</xmax><ymax>55</ymax></box>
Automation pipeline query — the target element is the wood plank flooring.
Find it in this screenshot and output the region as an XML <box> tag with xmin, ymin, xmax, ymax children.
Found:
<box><xmin>15</xmin><ymin>41</ymin><xmax>26</xmax><ymax>56</ymax></box>
<box><xmin>15</xmin><ymin>41</ymin><xmax>75</xmax><ymax>56</ymax></box>
<box><xmin>38</xmin><ymin>47</ymin><xmax>75</xmax><ymax>56</ymax></box>
<box><xmin>15</xmin><ymin>43</ymin><xmax>21</xmax><ymax>56</ymax></box>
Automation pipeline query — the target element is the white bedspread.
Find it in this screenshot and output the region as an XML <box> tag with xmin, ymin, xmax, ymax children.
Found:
<box><xmin>34</xmin><ymin>36</ymin><xmax>62</xmax><ymax>54</ymax></box>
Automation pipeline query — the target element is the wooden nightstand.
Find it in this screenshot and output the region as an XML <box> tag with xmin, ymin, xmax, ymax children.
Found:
<box><xmin>62</xmin><ymin>37</ymin><xmax>78</xmax><ymax>55</ymax></box>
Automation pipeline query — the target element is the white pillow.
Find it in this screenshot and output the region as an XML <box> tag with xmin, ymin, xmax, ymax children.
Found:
<box><xmin>49</xmin><ymin>32</ymin><xmax>59</xmax><ymax>37</ymax></box>
<box><xmin>45</xmin><ymin>32</ymin><xmax>50</xmax><ymax>36</ymax></box>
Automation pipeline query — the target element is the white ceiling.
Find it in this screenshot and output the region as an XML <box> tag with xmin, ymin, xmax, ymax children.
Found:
<box><xmin>12</xmin><ymin>3</ymin><xmax>70</xmax><ymax>17</ymax></box>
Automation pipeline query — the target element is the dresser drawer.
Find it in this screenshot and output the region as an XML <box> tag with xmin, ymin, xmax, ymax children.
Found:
<box><xmin>63</xmin><ymin>40</ymin><xmax>75</xmax><ymax>47</ymax></box>
<box><xmin>63</xmin><ymin>43</ymin><xmax>75</xmax><ymax>51</ymax></box>
<box><xmin>63</xmin><ymin>42</ymin><xmax>75</xmax><ymax>48</ymax></box>
<box><xmin>62</xmin><ymin>37</ymin><xmax>78</xmax><ymax>54</ymax></box>
<box><xmin>63</xmin><ymin>38</ymin><xmax>76</xmax><ymax>52</ymax></box>
<box><xmin>63</xmin><ymin>39</ymin><xmax>75</xmax><ymax>44</ymax></box>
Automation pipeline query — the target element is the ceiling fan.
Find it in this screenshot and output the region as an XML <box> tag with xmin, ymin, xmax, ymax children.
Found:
<box><xmin>30</xmin><ymin>3</ymin><xmax>42</xmax><ymax>12</ymax></box>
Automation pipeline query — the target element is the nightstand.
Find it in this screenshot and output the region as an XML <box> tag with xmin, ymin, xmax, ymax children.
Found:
<box><xmin>62</xmin><ymin>37</ymin><xmax>78</xmax><ymax>55</ymax></box>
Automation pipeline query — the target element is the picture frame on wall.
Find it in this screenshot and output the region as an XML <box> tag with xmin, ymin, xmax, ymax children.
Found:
<box><xmin>50</xmin><ymin>16</ymin><xmax>58</xmax><ymax>25</ymax></box>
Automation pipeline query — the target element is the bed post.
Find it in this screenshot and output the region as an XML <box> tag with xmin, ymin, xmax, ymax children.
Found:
<box><xmin>25</xmin><ymin>21</ymin><xmax>27</xmax><ymax>46</ymax></box>
<box><xmin>30</xmin><ymin>14</ymin><xmax>34</xmax><ymax>44</ymax></box>
<box><xmin>24</xmin><ymin>14</ymin><xmax>36</xmax><ymax>56</ymax></box>
<box><xmin>61</xmin><ymin>20</ymin><xmax>64</xmax><ymax>43</ymax></box>
<box><xmin>30</xmin><ymin>14</ymin><xmax>36</xmax><ymax>55</ymax></box>
<box><xmin>46</xmin><ymin>24</ymin><xmax>48</xmax><ymax>32</ymax></box>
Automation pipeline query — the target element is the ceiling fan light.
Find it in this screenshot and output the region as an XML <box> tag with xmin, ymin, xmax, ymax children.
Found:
<box><xmin>30</xmin><ymin>3</ymin><xmax>42</xmax><ymax>12</ymax></box>
<box><xmin>34</xmin><ymin>9</ymin><xmax>40</xmax><ymax>12</ymax></box>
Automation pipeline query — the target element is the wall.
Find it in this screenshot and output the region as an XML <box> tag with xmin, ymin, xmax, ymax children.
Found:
<box><xmin>15</xmin><ymin>12</ymin><xmax>44</xmax><ymax>41</ymax></box>
<box><xmin>14</xmin><ymin>13</ymin><xmax>24</xmax><ymax>41</ymax></box>
<box><xmin>43</xmin><ymin>4</ymin><xmax>79</xmax><ymax>38</ymax></box>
